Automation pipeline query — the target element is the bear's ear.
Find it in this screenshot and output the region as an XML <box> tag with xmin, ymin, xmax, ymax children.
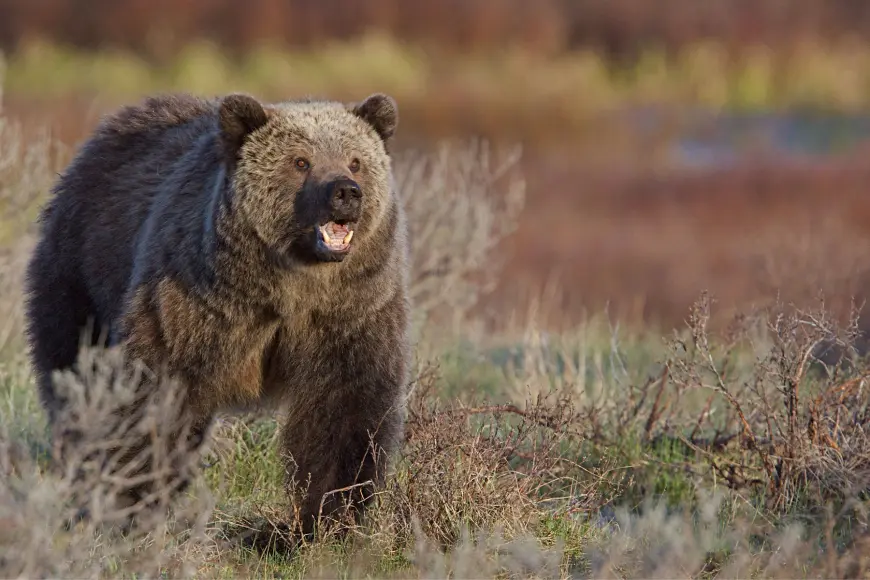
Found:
<box><xmin>218</xmin><ymin>93</ymin><xmax>269</xmax><ymax>161</ymax></box>
<box><xmin>350</xmin><ymin>93</ymin><xmax>398</xmax><ymax>146</ymax></box>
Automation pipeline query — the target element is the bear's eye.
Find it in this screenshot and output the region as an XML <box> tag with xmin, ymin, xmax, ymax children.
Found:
<box><xmin>294</xmin><ymin>157</ymin><xmax>310</xmax><ymax>171</ymax></box>
<box><xmin>349</xmin><ymin>158</ymin><xmax>361</xmax><ymax>173</ymax></box>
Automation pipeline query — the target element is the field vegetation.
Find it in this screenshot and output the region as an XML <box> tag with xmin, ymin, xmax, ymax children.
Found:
<box><xmin>6</xmin><ymin>35</ymin><xmax>870</xmax><ymax>129</ymax></box>
<box><xmin>2</xmin><ymin>8</ymin><xmax>870</xmax><ymax>574</ymax></box>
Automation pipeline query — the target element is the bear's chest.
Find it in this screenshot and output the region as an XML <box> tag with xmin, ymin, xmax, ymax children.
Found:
<box><xmin>122</xmin><ymin>278</ymin><xmax>281</xmax><ymax>413</ymax></box>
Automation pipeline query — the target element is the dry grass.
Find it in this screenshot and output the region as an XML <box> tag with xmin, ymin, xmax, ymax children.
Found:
<box><xmin>0</xmin><ymin>347</ymin><xmax>215</xmax><ymax>579</ymax></box>
<box><xmin>395</xmin><ymin>139</ymin><xmax>526</xmax><ymax>345</ymax></box>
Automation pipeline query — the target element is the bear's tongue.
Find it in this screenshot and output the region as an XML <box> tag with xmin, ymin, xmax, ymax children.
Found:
<box><xmin>327</xmin><ymin>222</ymin><xmax>350</xmax><ymax>238</ymax></box>
<box><xmin>319</xmin><ymin>221</ymin><xmax>354</xmax><ymax>251</ymax></box>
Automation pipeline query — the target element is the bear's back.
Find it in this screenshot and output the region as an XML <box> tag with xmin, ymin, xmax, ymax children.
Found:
<box><xmin>35</xmin><ymin>94</ymin><xmax>222</xmax><ymax>325</ymax></box>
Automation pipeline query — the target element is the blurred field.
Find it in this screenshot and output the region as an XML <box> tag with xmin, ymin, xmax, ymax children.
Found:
<box><xmin>2</xmin><ymin>7</ymin><xmax>870</xmax><ymax>575</ymax></box>
<box><xmin>5</xmin><ymin>0</ymin><xmax>870</xmax><ymax>59</ymax></box>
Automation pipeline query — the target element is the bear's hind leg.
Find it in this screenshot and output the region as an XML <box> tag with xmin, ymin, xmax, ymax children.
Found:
<box><xmin>24</xmin><ymin>255</ymin><xmax>107</xmax><ymax>427</ymax></box>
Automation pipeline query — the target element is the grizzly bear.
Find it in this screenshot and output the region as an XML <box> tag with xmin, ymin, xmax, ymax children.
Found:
<box><xmin>23</xmin><ymin>91</ymin><xmax>411</xmax><ymax>537</ymax></box>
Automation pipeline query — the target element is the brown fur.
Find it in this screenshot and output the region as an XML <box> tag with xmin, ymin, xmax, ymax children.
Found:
<box><xmin>23</xmin><ymin>91</ymin><xmax>411</xmax><ymax>537</ymax></box>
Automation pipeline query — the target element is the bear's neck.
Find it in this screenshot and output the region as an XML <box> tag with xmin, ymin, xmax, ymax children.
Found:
<box><xmin>188</xmin><ymin>171</ymin><xmax>281</xmax><ymax>313</ymax></box>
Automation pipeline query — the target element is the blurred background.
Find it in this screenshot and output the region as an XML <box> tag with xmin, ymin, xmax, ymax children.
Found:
<box><xmin>2</xmin><ymin>0</ymin><xmax>870</xmax><ymax>334</ymax></box>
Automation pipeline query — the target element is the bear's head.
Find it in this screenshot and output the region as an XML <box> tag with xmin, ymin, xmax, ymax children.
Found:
<box><xmin>218</xmin><ymin>92</ymin><xmax>398</xmax><ymax>264</ymax></box>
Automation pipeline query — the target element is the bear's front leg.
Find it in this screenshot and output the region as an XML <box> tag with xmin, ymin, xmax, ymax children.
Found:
<box><xmin>278</xmin><ymin>316</ymin><xmax>409</xmax><ymax>538</ymax></box>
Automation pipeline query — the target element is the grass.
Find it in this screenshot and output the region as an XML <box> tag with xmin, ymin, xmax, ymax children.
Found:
<box><xmin>2</xmin><ymin>76</ymin><xmax>870</xmax><ymax>578</ymax></box>
<box><xmin>4</xmin><ymin>295</ymin><xmax>870</xmax><ymax>577</ymax></box>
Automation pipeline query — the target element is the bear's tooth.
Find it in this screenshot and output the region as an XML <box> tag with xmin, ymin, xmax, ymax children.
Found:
<box><xmin>343</xmin><ymin>230</ymin><xmax>354</xmax><ymax>244</ymax></box>
<box><xmin>320</xmin><ymin>225</ymin><xmax>331</xmax><ymax>243</ymax></box>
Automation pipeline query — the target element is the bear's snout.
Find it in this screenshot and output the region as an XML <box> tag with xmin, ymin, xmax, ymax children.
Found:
<box><xmin>326</xmin><ymin>178</ymin><xmax>362</xmax><ymax>222</ymax></box>
<box><xmin>309</xmin><ymin>177</ymin><xmax>364</xmax><ymax>260</ymax></box>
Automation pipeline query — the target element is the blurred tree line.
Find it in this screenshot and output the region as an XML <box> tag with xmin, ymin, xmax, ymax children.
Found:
<box><xmin>1</xmin><ymin>0</ymin><xmax>869</xmax><ymax>61</ymax></box>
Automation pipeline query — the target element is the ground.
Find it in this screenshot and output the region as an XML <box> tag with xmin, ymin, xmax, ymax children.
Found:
<box><xmin>3</xmin><ymin>291</ymin><xmax>870</xmax><ymax>578</ymax></box>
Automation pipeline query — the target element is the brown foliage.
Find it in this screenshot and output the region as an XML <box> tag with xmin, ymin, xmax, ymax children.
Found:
<box><xmin>389</xmin><ymin>372</ymin><xmax>596</xmax><ymax>549</ymax></box>
<box><xmin>2</xmin><ymin>0</ymin><xmax>870</xmax><ymax>59</ymax></box>
<box><xmin>662</xmin><ymin>291</ymin><xmax>870</xmax><ymax>512</ymax></box>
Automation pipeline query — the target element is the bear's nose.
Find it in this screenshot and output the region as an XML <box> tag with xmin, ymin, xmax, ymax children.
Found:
<box><xmin>327</xmin><ymin>178</ymin><xmax>362</xmax><ymax>219</ymax></box>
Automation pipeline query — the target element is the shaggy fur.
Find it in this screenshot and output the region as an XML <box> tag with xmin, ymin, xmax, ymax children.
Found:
<box><xmin>23</xmin><ymin>91</ymin><xmax>411</xmax><ymax>535</ymax></box>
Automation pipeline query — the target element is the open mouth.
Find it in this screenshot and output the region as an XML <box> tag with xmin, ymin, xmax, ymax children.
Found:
<box><xmin>317</xmin><ymin>221</ymin><xmax>355</xmax><ymax>254</ymax></box>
